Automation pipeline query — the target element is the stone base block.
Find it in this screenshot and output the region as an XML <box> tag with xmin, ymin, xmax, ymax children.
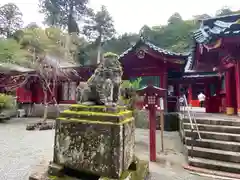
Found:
<box><xmin>26</xmin><ymin>122</ymin><xmax>55</xmax><ymax>131</ymax></box>
<box><xmin>53</xmin><ymin>105</ymin><xmax>135</xmax><ymax>178</ymax></box>
<box><xmin>29</xmin><ymin>157</ymin><xmax>149</xmax><ymax>180</ymax></box>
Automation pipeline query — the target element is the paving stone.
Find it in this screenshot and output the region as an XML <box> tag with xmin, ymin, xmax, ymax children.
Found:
<box><xmin>0</xmin><ymin>118</ymin><xmax>216</xmax><ymax>180</ymax></box>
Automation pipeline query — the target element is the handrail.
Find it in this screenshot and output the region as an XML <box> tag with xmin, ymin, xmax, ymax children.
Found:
<box><xmin>179</xmin><ymin>94</ymin><xmax>201</xmax><ymax>158</ymax></box>
<box><xmin>182</xmin><ymin>95</ymin><xmax>201</xmax><ymax>140</ymax></box>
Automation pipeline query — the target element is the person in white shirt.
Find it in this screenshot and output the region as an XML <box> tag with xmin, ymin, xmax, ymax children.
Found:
<box><xmin>198</xmin><ymin>92</ymin><xmax>206</xmax><ymax>107</ymax></box>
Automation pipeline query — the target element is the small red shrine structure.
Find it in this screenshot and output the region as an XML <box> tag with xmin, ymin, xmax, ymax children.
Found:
<box><xmin>136</xmin><ymin>83</ymin><xmax>166</xmax><ymax>162</ymax></box>
<box><xmin>187</xmin><ymin>14</ymin><xmax>240</xmax><ymax>115</ymax></box>
<box><xmin>0</xmin><ymin>63</ymin><xmax>95</xmax><ymax>105</ymax></box>
<box><xmin>119</xmin><ymin>37</ymin><xmax>188</xmax><ymax>112</ymax></box>
<box><xmin>18</xmin><ymin>65</ymin><xmax>95</xmax><ymax>105</ymax></box>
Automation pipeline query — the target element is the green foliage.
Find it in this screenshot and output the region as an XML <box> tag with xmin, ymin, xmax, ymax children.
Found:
<box><xmin>39</xmin><ymin>0</ymin><xmax>89</xmax><ymax>33</ymax></box>
<box><xmin>83</xmin><ymin>5</ymin><xmax>115</xmax><ymax>43</ymax></box>
<box><xmin>130</xmin><ymin>77</ymin><xmax>142</xmax><ymax>90</ymax></box>
<box><xmin>168</xmin><ymin>12</ymin><xmax>183</xmax><ymax>24</ymax></box>
<box><xmin>82</xmin><ymin>5</ymin><xmax>115</xmax><ymax>63</ymax></box>
<box><xmin>0</xmin><ymin>3</ymin><xmax>23</xmax><ymax>37</ymax></box>
<box><xmin>0</xmin><ymin>38</ymin><xmax>29</xmax><ymax>65</ymax></box>
<box><xmin>0</xmin><ymin>94</ymin><xmax>15</xmax><ymax>110</ymax></box>
<box><xmin>103</xmin><ymin>33</ymin><xmax>139</xmax><ymax>55</ymax></box>
<box><xmin>140</xmin><ymin>19</ymin><xmax>198</xmax><ymax>53</ymax></box>
<box><xmin>17</xmin><ymin>27</ymin><xmax>80</xmax><ymax>65</ymax></box>
<box><xmin>121</xmin><ymin>80</ymin><xmax>132</xmax><ymax>89</ymax></box>
<box><xmin>103</xmin><ymin>52</ymin><xmax>118</xmax><ymax>59</ymax></box>
<box><xmin>121</xmin><ymin>78</ymin><xmax>142</xmax><ymax>90</ymax></box>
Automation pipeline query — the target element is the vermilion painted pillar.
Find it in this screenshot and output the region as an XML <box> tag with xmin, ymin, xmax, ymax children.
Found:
<box><xmin>188</xmin><ymin>85</ymin><xmax>192</xmax><ymax>106</ymax></box>
<box><xmin>225</xmin><ymin>68</ymin><xmax>234</xmax><ymax>115</ymax></box>
<box><xmin>149</xmin><ymin>108</ymin><xmax>156</xmax><ymax>162</ymax></box>
<box><xmin>235</xmin><ymin>61</ymin><xmax>240</xmax><ymax>116</ymax></box>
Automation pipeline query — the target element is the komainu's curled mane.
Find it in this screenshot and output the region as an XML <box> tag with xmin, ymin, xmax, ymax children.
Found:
<box><xmin>78</xmin><ymin>53</ymin><xmax>123</xmax><ymax>106</ymax></box>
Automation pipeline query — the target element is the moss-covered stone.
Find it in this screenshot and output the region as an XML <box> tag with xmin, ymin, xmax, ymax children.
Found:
<box><xmin>60</xmin><ymin>110</ymin><xmax>133</xmax><ymax>123</ymax></box>
<box><xmin>69</xmin><ymin>104</ymin><xmax>127</xmax><ymax>114</ymax></box>
<box><xmin>53</xmin><ymin>105</ymin><xmax>135</xmax><ymax>179</ymax></box>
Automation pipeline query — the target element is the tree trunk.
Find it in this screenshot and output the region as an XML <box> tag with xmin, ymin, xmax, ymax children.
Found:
<box><xmin>43</xmin><ymin>78</ymin><xmax>60</xmax><ymax>117</ymax></box>
<box><xmin>68</xmin><ymin>1</ymin><xmax>74</xmax><ymax>34</ymax></box>
<box><xmin>96</xmin><ymin>34</ymin><xmax>102</xmax><ymax>64</ymax></box>
<box><xmin>97</xmin><ymin>45</ymin><xmax>101</xmax><ymax>64</ymax></box>
<box><xmin>43</xmin><ymin>88</ymin><xmax>48</xmax><ymax>122</ymax></box>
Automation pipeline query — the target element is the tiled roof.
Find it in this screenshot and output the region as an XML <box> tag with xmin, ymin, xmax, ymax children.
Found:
<box><xmin>193</xmin><ymin>14</ymin><xmax>240</xmax><ymax>44</ymax></box>
<box><xmin>119</xmin><ymin>36</ymin><xmax>189</xmax><ymax>60</ymax></box>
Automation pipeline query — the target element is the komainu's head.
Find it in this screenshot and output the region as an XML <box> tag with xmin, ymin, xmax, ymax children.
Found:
<box><xmin>102</xmin><ymin>52</ymin><xmax>122</xmax><ymax>70</ymax></box>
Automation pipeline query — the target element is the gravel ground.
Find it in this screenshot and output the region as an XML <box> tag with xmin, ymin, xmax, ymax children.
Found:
<box><xmin>0</xmin><ymin>118</ymin><xmax>221</xmax><ymax>180</ymax></box>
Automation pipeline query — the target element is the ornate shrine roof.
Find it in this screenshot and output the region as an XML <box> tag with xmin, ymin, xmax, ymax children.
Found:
<box><xmin>119</xmin><ymin>36</ymin><xmax>189</xmax><ymax>60</ymax></box>
<box><xmin>185</xmin><ymin>14</ymin><xmax>240</xmax><ymax>73</ymax></box>
<box><xmin>193</xmin><ymin>14</ymin><xmax>240</xmax><ymax>44</ymax></box>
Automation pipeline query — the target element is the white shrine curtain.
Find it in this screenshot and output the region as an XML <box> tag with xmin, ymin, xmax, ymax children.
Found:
<box><xmin>62</xmin><ymin>82</ymin><xmax>69</xmax><ymax>100</ymax></box>
<box><xmin>69</xmin><ymin>82</ymin><xmax>77</xmax><ymax>100</ymax></box>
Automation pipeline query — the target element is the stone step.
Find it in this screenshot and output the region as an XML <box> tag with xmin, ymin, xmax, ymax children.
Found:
<box><xmin>183</xmin><ymin>118</ymin><xmax>240</xmax><ymax>126</ymax></box>
<box><xmin>183</xmin><ymin>123</ymin><xmax>240</xmax><ymax>134</ymax></box>
<box><xmin>188</xmin><ymin>157</ymin><xmax>240</xmax><ymax>174</ymax></box>
<box><xmin>184</xmin><ymin>130</ymin><xmax>240</xmax><ymax>142</ymax></box>
<box><xmin>185</xmin><ymin>137</ymin><xmax>240</xmax><ymax>152</ymax></box>
<box><xmin>187</xmin><ymin>146</ymin><xmax>240</xmax><ymax>163</ymax></box>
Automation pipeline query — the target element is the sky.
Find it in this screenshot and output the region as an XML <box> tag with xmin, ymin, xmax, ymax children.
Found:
<box><xmin>1</xmin><ymin>0</ymin><xmax>240</xmax><ymax>34</ymax></box>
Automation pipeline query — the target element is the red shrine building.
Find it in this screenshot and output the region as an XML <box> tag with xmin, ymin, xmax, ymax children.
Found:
<box><xmin>1</xmin><ymin>62</ymin><xmax>95</xmax><ymax>105</ymax></box>
<box><xmin>185</xmin><ymin>14</ymin><xmax>240</xmax><ymax>115</ymax></box>
<box><xmin>118</xmin><ymin>37</ymin><xmax>189</xmax><ymax>111</ymax></box>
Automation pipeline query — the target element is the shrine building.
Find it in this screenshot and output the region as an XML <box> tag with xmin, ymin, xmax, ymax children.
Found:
<box><xmin>185</xmin><ymin>14</ymin><xmax>240</xmax><ymax>115</ymax></box>
<box><xmin>118</xmin><ymin>37</ymin><xmax>189</xmax><ymax>112</ymax></box>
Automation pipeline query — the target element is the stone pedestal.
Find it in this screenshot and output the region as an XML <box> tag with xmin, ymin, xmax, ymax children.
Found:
<box><xmin>29</xmin><ymin>104</ymin><xmax>149</xmax><ymax>180</ymax></box>
<box><xmin>53</xmin><ymin>104</ymin><xmax>135</xmax><ymax>179</ymax></box>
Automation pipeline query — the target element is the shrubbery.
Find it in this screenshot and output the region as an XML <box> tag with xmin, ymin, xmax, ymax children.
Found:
<box><xmin>0</xmin><ymin>94</ymin><xmax>15</xmax><ymax>110</ymax></box>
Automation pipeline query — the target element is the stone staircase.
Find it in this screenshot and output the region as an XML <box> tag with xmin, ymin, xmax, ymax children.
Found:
<box><xmin>182</xmin><ymin>115</ymin><xmax>240</xmax><ymax>174</ymax></box>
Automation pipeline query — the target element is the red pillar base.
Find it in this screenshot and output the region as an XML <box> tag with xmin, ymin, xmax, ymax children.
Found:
<box><xmin>225</xmin><ymin>68</ymin><xmax>236</xmax><ymax>115</ymax></box>
<box><xmin>149</xmin><ymin>109</ymin><xmax>156</xmax><ymax>162</ymax></box>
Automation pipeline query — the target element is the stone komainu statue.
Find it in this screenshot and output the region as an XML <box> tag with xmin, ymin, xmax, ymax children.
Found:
<box><xmin>78</xmin><ymin>53</ymin><xmax>123</xmax><ymax>106</ymax></box>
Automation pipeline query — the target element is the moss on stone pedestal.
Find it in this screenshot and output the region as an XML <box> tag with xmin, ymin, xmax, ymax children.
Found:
<box><xmin>69</xmin><ymin>104</ymin><xmax>127</xmax><ymax>114</ymax></box>
<box><xmin>53</xmin><ymin>105</ymin><xmax>135</xmax><ymax>179</ymax></box>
